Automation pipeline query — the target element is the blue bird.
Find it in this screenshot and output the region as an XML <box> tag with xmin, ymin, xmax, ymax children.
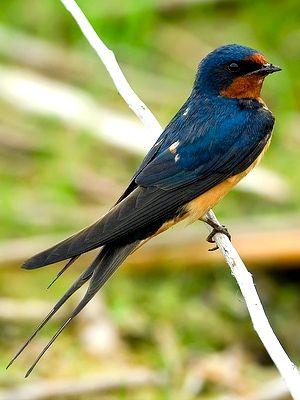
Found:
<box><xmin>8</xmin><ymin>44</ymin><xmax>281</xmax><ymax>375</ymax></box>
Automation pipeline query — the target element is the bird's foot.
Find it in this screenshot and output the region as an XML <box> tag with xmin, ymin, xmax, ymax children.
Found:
<box><xmin>203</xmin><ymin>219</ymin><xmax>231</xmax><ymax>251</ymax></box>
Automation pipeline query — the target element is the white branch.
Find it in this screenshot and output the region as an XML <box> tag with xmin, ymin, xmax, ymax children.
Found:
<box><xmin>206</xmin><ymin>210</ymin><xmax>300</xmax><ymax>398</ymax></box>
<box><xmin>60</xmin><ymin>0</ymin><xmax>162</xmax><ymax>139</ymax></box>
<box><xmin>59</xmin><ymin>1</ymin><xmax>300</xmax><ymax>398</ymax></box>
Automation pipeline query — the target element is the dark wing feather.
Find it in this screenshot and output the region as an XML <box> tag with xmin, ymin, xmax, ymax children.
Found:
<box><xmin>136</xmin><ymin>108</ymin><xmax>273</xmax><ymax>189</ymax></box>
<box><xmin>9</xmin><ymin>241</ymin><xmax>140</xmax><ymax>373</ymax></box>
<box><xmin>23</xmin><ymin>184</ymin><xmax>202</xmax><ymax>269</ymax></box>
<box><xmin>24</xmin><ymin>241</ymin><xmax>139</xmax><ymax>376</ymax></box>
<box><xmin>23</xmin><ymin>132</ymin><xmax>269</xmax><ymax>270</ymax></box>
<box><xmin>24</xmin><ymin>100</ymin><xmax>273</xmax><ymax>270</ymax></box>
<box><xmin>12</xmin><ymin>95</ymin><xmax>275</xmax><ymax>376</ymax></box>
<box><xmin>115</xmin><ymin>96</ymin><xmax>193</xmax><ymax>204</ymax></box>
<box><xmin>115</xmin><ymin>139</ymin><xmax>162</xmax><ymax>204</ymax></box>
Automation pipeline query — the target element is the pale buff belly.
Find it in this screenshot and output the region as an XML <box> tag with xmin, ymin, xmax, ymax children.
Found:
<box><xmin>185</xmin><ymin>167</ymin><xmax>251</xmax><ymax>222</ymax></box>
<box><xmin>137</xmin><ymin>138</ymin><xmax>270</xmax><ymax>248</ymax></box>
<box><xmin>185</xmin><ymin>138</ymin><xmax>271</xmax><ymax>222</ymax></box>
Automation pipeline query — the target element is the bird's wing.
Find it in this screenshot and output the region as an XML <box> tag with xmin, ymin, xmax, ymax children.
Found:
<box><xmin>135</xmin><ymin>110</ymin><xmax>272</xmax><ymax>189</ymax></box>
<box><xmin>9</xmin><ymin>241</ymin><xmax>141</xmax><ymax>375</ymax></box>
<box><xmin>115</xmin><ymin>135</ymin><xmax>164</xmax><ymax>204</ymax></box>
<box><xmin>24</xmin><ymin>110</ymin><xmax>272</xmax><ymax>269</ymax></box>
<box><xmin>115</xmin><ymin>105</ymin><xmax>188</xmax><ymax>204</ymax></box>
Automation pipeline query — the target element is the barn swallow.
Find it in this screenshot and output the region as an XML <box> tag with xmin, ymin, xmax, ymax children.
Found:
<box><xmin>8</xmin><ymin>44</ymin><xmax>281</xmax><ymax>375</ymax></box>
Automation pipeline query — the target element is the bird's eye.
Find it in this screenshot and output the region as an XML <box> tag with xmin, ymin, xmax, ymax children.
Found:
<box><xmin>228</xmin><ymin>62</ymin><xmax>240</xmax><ymax>72</ymax></box>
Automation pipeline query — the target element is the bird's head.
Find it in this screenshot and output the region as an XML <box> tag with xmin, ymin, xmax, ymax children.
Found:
<box><xmin>194</xmin><ymin>44</ymin><xmax>281</xmax><ymax>99</ymax></box>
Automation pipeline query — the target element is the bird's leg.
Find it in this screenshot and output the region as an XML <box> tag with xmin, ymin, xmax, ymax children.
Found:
<box><xmin>200</xmin><ymin>215</ymin><xmax>231</xmax><ymax>251</ymax></box>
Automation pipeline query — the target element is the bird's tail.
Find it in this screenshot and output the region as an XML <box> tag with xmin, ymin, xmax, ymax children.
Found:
<box><xmin>7</xmin><ymin>240</ymin><xmax>140</xmax><ymax>376</ymax></box>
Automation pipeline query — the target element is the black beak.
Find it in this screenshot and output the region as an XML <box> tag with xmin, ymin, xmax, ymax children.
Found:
<box><xmin>246</xmin><ymin>63</ymin><xmax>282</xmax><ymax>76</ymax></box>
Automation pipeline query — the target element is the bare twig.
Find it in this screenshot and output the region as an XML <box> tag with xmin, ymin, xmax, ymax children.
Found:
<box><xmin>60</xmin><ymin>0</ymin><xmax>161</xmax><ymax>138</ymax></box>
<box><xmin>206</xmin><ymin>211</ymin><xmax>300</xmax><ymax>399</ymax></box>
<box><xmin>58</xmin><ymin>1</ymin><xmax>300</xmax><ymax>398</ymax></box>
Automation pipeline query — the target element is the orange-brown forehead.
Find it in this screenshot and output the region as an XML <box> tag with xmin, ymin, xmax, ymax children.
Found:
<box><xmin>246</xmin><ymin>53</ymin><xmax>267</xmax><ymax>64</ymax></box>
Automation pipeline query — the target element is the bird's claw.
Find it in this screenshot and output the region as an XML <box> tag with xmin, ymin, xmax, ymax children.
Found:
<box><xmin>206</xmin><ymin>225</ymin><xmax>231</xmax><ymax>251</ymax></box>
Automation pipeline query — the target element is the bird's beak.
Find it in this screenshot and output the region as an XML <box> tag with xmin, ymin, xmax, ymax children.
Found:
<box><xmin>246</xmin><ymin>63</ymin><xmax>282</xmax><ymax>76</ymax></box>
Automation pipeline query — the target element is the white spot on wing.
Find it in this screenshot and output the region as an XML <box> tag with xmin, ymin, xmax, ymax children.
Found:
<box><xmin>175</xmin><ymin>154</ymin><xmax>180</xmax><ymax>162</ymax></box>
<box><xmin>169</xmin><ymin>140</ymin><xmax>180</xmax><ymax>154</ymax></box>
<box><xmin>154</xmin><ymin>139</ymin><xmax>163</xmax><ymax>147</ymax></box>
<box><xmin>183</xmin><ymin>107</ymin><xmax>189</xmax><ymax>116</ymax></box>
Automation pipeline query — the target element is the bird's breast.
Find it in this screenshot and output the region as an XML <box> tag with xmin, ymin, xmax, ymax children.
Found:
<box><xmin>185</xmin><ymin>137</ymin><xmax>271</xmax><ymax>222</ymax></box>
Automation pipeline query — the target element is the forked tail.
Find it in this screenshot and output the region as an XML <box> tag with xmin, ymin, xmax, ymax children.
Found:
<box><xmin>7</xmin><ymin>240</ymin><xmax>140</xmax><ymax>376</ymax></box>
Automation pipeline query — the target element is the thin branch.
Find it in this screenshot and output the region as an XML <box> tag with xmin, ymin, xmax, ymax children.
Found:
<box><xmin>206</xmin><ymin>210</ymin><xmax>300</xmax><ymax>398</ymax></box>
<box><xmin>59</xmin><ymin>1</ymin><xmax>300</xmax><ymax>398</ymax></box>
<box><xmin>60</xmin><ymin>0</ymin><xmax>162</xmax><ymax>138</ymax></box>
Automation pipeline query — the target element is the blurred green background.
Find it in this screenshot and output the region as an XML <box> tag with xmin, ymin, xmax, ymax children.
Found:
<box><xmin>0</xmin><ymin>1</ymin><xmax>300</xmax><ymax>399</ymax></box>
